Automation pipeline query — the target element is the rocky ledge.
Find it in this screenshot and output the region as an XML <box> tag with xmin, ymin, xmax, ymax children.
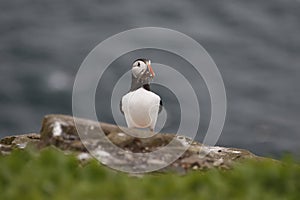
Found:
<box><xmin>0</xmin><ymin>114</ymin><xmax>263</xmax><ymax>173</ymax></box>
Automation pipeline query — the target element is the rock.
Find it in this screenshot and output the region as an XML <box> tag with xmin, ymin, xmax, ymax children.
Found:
<box><xmin>39</xmin><ymin>114</ymin><xmax>121</xmax><ymax>151</ymax></box>
<box><xmin>0</xmin><ymin>133</ymin><xmax>40</xmax><ymax>155</ymax></box>
<box><xmin>1</xmin><ymin>114</ymin><xmax>262</xmax><ymax>173</ymax></box>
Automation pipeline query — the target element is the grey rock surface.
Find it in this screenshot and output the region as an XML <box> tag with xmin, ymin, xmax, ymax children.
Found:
<box><xmin>1</xmin><ymin>114</ymin><xmax>262</xmax><ymax>172</ymax></box>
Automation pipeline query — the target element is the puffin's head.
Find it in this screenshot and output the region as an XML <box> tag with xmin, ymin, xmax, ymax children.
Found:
<box><xmin>131</xmin><ymin>58</ymin><xmax>155</xmax><ymax>82</ymax></box>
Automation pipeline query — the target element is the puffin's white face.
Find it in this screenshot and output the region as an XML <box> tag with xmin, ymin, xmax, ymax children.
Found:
<box><xmin>132</xmin><ymin>60</ymin><xmax>148</xmax><ymax>78</ymax></box>
<box><xmin>131</xmin><ymin>59</ymin><xmax>155</xmax><ymax>80</ymax></box>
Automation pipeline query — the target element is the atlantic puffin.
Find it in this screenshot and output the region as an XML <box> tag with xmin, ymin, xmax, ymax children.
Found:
<box><xmin>120</xmin><ymin>59</ymin><xmax>162</xmax><ymax>132</ymax></box>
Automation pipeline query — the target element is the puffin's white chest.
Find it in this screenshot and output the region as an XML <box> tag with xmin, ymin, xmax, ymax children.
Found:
<box><xmin>122</xmin><ymin>88</ymin><xmax>160</xmax><ymax>129</ymax></box>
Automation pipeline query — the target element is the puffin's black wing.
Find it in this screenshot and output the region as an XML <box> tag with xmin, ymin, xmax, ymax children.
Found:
<box><xmin>158</xmin><ymin>99</ymin><xmax>163</xmax><ymax>114</ymax></box>
<box><xmin>120</xmin><ymin>99</ymin><xmax>124</xmax><ymax>115</ymax></box>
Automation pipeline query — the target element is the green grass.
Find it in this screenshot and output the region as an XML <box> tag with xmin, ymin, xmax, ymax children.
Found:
<box><xmin>0</xmin><ymin>147</ymin><xmax>299</xmax><ymax>200</ymax></box>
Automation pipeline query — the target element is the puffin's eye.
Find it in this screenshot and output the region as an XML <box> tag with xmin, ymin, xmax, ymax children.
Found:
<box><xmin>137</xmin><ymin>62</ymin><xmax>140</xmax><ymax>67</ymax></box>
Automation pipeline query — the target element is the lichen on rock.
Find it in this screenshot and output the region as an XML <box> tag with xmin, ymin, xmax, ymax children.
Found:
<box><xmin>1</xmin><ymin>114</ymin><xmax>262</xmax><ymax>173</ymax></box>
<box><xmin>0</xmin><ymin>133</ymin><xmax>40</xmax><ymax>155</ymax></box>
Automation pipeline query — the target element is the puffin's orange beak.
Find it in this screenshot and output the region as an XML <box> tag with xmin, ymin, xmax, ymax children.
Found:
<box><xmin>147</xmin><ymin>61</ymin><xmax>155</xmax><ymax>77</ymax></box>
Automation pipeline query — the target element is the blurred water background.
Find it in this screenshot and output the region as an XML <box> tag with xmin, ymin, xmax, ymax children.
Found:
<box><xmin>1</xmin><ymin>0</ymin><xmax>299</xmax><ymax>158</ymax></box>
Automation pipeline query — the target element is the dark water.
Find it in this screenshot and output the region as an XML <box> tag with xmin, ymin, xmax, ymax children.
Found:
<box><xmin>1</xmin><ymin>0</ymin><xmax>300</xmax><ymax>158</ymax></box>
